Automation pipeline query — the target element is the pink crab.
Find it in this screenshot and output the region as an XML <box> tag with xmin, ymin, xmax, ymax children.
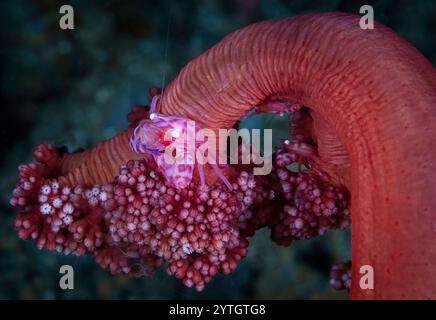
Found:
<box><xmin>129</xmin><ymin>95</ymin><xmax>232</xmax><ymax>190</ymax></box>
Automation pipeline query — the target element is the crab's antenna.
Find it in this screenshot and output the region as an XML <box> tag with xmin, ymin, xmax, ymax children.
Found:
<box><xmin>149</xmin><ymin>95</ymin><xmax>160</xmax><ymax>115</ymax></box>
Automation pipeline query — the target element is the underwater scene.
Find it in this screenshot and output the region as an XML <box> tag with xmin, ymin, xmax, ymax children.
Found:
<box><xmin>1</xmin><ymin>0</ymin><xmax>436</xmax><ymax>300</ymax></box>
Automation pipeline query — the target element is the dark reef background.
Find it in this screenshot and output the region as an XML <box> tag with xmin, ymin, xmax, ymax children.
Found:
<box><xmin>0</xmin><ymin>0</ymin><xmax>435</xmax><ymax>299</ymax></box>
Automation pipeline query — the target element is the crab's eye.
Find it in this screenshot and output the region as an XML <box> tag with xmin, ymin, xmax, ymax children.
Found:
<box><xmin>171</xmin><ymin>129</ymin><xmax>181</xmax><ymax>138</ymax></box>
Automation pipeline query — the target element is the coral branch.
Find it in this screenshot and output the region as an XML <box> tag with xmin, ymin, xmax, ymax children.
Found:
<box><xmin>10</xmin><ymin>12</ymin><xmax>436</xmax><ymax>298</ymax></box>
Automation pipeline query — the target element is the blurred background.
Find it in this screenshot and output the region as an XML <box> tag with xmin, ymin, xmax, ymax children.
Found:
<box><xmin>0</xmin><ymin>0</ymin><xmax>435</xmax><ymax>299</ymax></box>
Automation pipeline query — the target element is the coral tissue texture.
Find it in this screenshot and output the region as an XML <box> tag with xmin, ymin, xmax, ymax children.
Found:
<box><xmin>10</xmin><ymin>13</ymin><xmax>436</xmax><ymax>299</ymax></box>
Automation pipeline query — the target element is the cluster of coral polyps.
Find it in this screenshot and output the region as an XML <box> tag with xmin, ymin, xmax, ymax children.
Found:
<box><xmin>330</xmin><ymin>261</ymin><xmax>352</xmax><ymax>291</ymax></box>
<box><xmin>11</xmin><ymin>139</ymin><xmax>350</xmax><ymax>291</ymax></box>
